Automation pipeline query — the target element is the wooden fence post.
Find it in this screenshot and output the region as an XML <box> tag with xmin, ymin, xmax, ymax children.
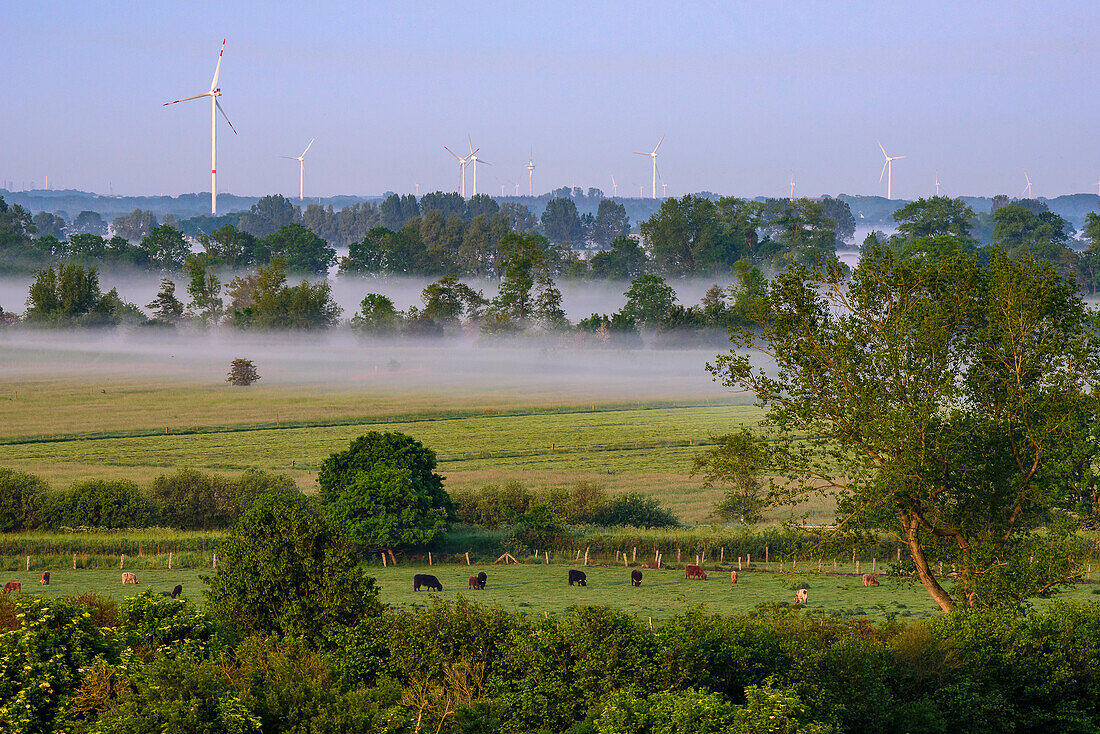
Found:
<box><xmin>721</xmin><ymin>547</ymin><xmax>725</xmax><ymax>563</ymax></box>
<box><xmin>26</xmin><ymin>555</ymin><xmax>30</xmax><ymax>572</ymax></box>
<box><xmin>872</xmin><ymin>558</ymin><xmax>876</xmax><ymax>573</ymax></box>
<box><xmin>120</xmin><ymin>554</ymin><xmax>125</xmax><ymax>570</ymax></box>
<box><xmin>677</xmin><ymin>548</ymin><xmax>681</xmax><ymax>563</ymax></box>
<box><xmin>623</xmin><ymin>554</ymin><xmax>628</xmax><ymax>568</ymax></box>
<box><xmin>545</xmin><ymin>551</ymin><xmax>550</xmax><ymax>565</ymax></box>
<box><xmin>747</xmin><ymin>553</ymin><xmax>751</xmax><ymax>567</ymax></box>
<box><xmin>388</xmin><ymin>549</ymin><xmax>397</xmax><ymax>566</ymax></box>
<box><xmin>428</xmin><ymin>552</ymin><xmax>432</xmax><ymax>566</ymax></box>
<box><xmin>632</xmin><ymin>547</ymin><xmax>637</xmax><ymax>562</ymax></box>
<box><xmin>213</xmin><ymin>553</ymin><xmax>217</xmax><ymax>569</ymax></box>
<box><xmin>855</xmin><ymin>560</ymin><xmax>860</xmax><ymax>575</ymax></box>
<box><xmin>381</xmin><ymin>552</ymin><xmax>387</xmax><ymax>567</ymax></box>
<box><xmin>465</xmin><ymin>552</ymin><xmax>471</xmax><ymax>566</ymax></box>
<box><xmin>584</xmin><ymin>547</ymin><xmax>589</xmax><ymax>566</ymax></box>
<box><xmin>73</xmin><ymin>553</ymin><xmax>77</xmax><ymax>571</ymax></box>
<box><xmin>168</xmin><ymin>552</ymin><xmax>173</xmax><ymax>570</ymax></box>
<box><xmin>765</xmin><ymin>546</ymin><xmax>769</xmax><ymax>563</ymax></box>
<box><xmin>738</xmin><ymin>557</ymin><xmax>742</xmax><ymax>571</ymax></box>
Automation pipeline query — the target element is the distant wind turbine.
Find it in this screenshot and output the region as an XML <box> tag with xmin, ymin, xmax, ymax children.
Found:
<box><xmin>280</xmin><ymin>138</ymin><xmax>314</xmax><ymax>202</ymax></box>
<box><xmin>789</xmin><ymin>175</ymin><xmax>796</xmax><ymax>203</ymax></box>
<box><xmin>514</xmin><ymin>183</ymin><xmax>520</xmax><ymax>195</ymax></box>
<box><xmin>633</xmin><ymin>134</ymin><xmax>665</xmax><ymax>199</ymax></box>
<box><xmin>163</xmin><ymin>39</ymin><xmax>237</xmax><ymax>215</ymax></box>
<box><xmin>639</xmin><ymin>185</ymin><xmax>644</xmax><ymax>197</ymax></box>
<box><xmin>935</xmin><ymin>174</ymin><xmax>941</xmax><ymax>196</ymax></box>
<box><xmin>444</xmin><ymin>144</ymin><xmax>474</xmax><ymax>197</ymax></box>
<box><xmin>610</xmin><ymin>173</ymin><xmax>618</xmax><ymax>197</ymax></box>
<box><xmin>466</xmin><ymin>135</ymin><xmax>490</xmax><ymax>197</ymax></box>
<box><xmin>1021</xmin><ymin>171</ymin><xmax>1033</xmax><ymax>199</ymax></box>
<box><xmin>526</xmin><ymin>150</ymin><xmax>535</xmax><ymax>196</ymax></box>
<box><xmin>877</xmin><ymin>141</ymin><xmax>905</xmax><ymax>200</ymax></box>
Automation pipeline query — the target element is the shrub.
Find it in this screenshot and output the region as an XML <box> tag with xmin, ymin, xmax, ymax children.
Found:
<box><xmin>225</xmin><ymin>468</ymin><xmax>300</xmax><ymax>522</ymax></box>
<box><xmin>453</xmin><ymin>481</ymin><xmax>532</xmax><ymax>526</ymax></box>
<box><xmin>592</xmin><ymin>492</ymin><xmax>680</xmax><ymax>528</ymax></box>
<box><xmin>227</xmin><ymin>358</ymin><xmax>260</xmax><ymax>386</ymax></box>
<box><xmin>203</xmin><ymin>494</ymin><xmax>380</xmax><ymax>643</ymax></box>
<box><xmin>0</xmin><ymin>467</ymin><xmax>47</xmax><ymax>531</ymax></box>
<box><xmin>117</xmin><ymin>590</ymin><xmax>218</xmax><ymax>659</ymax></box>
<box><xmin>39</xmin><ymin>479</ymin><xmax>154</xmax><ymax>529</ymax></box>
<box><xmin>148</xmin><ymin>468</ymin><xmax>231</xmax><ymax>530</ymax></box>
<box><xmin>517</xmin><ymin>502</ymin><xmax>565</xmax><ymax>546</ymax></box>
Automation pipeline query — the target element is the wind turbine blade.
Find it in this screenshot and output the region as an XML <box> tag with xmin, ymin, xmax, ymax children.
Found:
<box><xmin>163</xmin><ymin>92</ymin><xmax>211</xmax><ymax>106</ymax></box>
<box><xmin>893</xmin><ymin>155</ymin><xmax>906</xmax><ymax>160</ymax></box>
<box><xmin>611</xmin><ymin>173</ymin><xmax>616</xmax><ymax>185</ymax></box>
<box><xmin>632</xmin><ymin>152</ymin><xmax>649</xmax><ymax>156</ymax></box>
<box><xmin>478</xmin><ymin>159</ymin><xmax>492</xmax><ymax>166</ymax></box>
<box><xmin>652</xmin><ymin>134</ymin><xmax>665</xmax><ymax>155</ymax></box>
<box><xmin>444</xmin><ymin>146</ymin><xmax>462</xmax><ymax>162</ymax></box>
<box><xmin>279</xmin><ymin>156</ymin><xmax>298</xmax><ymax>160</ymax></box>
<box><xmin>468</xmin><ymin>134</ymin><xmax>475</xmax><ymax>155</ymax></box>
<box><xmin>215</xmin><ymin>100</ymin><xmax>237</xmax><ymax>135</ymax></box>
<box><xmin>210</xmin><ymin>39</ymin><xmax>226</xmax><ymax>91</ymax></box>
<box><xmin>877</xmin><ymin>140</ymin><xmax>887</xmax><ymax>158</ymax></box>
<box><xmin>880</xmin><ymin>160</ymin><xmax>889</xmax><ymax>182</ymax></box>
<box><xmin>301</xmin><ymin>138</ymin><xmax>315</xmax><ymax>157</ymax></box>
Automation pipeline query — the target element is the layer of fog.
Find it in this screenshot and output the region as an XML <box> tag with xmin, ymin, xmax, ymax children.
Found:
<box><xmin>0</xmin><ymin>328</ymin><xmax>764</xmax><ymax>403</ymax></box>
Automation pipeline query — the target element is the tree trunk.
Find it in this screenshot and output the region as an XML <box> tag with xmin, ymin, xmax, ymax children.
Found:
<box><xmin>904</xmin><ymin>513</ymin><xmax>955</xmax><ymax>613</ymax></box>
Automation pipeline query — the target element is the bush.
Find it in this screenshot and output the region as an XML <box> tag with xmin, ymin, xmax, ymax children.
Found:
<box><xmin>203</xmin><ymin>493</ymin><xmax>380</xmax><ymax>643</ymax></box>
<box><xmin>39</xmin><ymin>479</ymin><xmax>154</xmax><ymax>529</ymax></box>
<box><xmin>592</xmin><ymin>492</ymin><xmax>680</xmax><ymax>528</ymax></box>
<box><xmin>453</xmin><ymin>481</ymin><xmax>532</xmax><ymax>526</ymax></box>
<box><xmin>0</xmin><ymin>467</ymin><xmax>47</xmax><ymax>531</ymax></box>
<box><xmin>148</xmin><ymin>468</ymin><xmax>231</xmax><ymax>530</ymax></box>
<box><xmin>117</xmin><ymin>590</ymin><xmax>218</xmax><ymax>659</ymax></box>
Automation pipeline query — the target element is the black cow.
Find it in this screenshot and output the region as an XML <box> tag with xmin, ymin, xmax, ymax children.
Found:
<box><xmin>160</xmin><ymin>584</ymin><xmax>183</xmax><ymax>599</ymax></box>
<box><xmin>414</xmin><ymin>573</ymin><xmax>443</xmax><ymax>592</ymax></box>
<box><xmin>477</xmin><ymin>571</ymin><xmax>487</xmax><ymax>589</ymax></box>
<box><xmin>631</xmin><ymin>570</ymin><xmax>642</xmax><ymax>587</ymax></box>
<box><xmin>568</xmin><ymin>569</ymin><xmax>587</xmax><ymax>586</ymax></box>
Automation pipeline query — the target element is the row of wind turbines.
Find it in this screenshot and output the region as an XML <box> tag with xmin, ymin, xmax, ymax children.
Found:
<box><xmin>162</xmin><ymin>40</ymin><xmax>1055</xmax><ymax>217</ymax></box>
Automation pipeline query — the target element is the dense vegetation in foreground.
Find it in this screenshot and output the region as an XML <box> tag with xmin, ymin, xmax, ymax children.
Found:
<box><xmin>6</xmin><ymin>490</ymin><xmax>1100</xmax><ymax>733</ymax></box>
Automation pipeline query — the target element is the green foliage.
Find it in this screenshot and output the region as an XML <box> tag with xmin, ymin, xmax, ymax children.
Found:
<box><xmin>145</xmin><ymin>277</ymin><xmax>185</xmax><ymax>325</ymax></box>
<box><xmin>39</xmin><ymin>479</ymin><xmax>154</xmax><ymax>529</ymax></box>
<box><xmin>184</xmin><ymin>255</ymin><xmax>223</xmax><ymax>325</ymax></box>
<box><xmin>319</xmin><ymin>432</ymin><xmax>452</xmax><ymax>550</ymax></box>
<box><xmin>590</xmin><ymin>235</ymin><xmax>648</xmax><ymax>279</ymax></box>
<box><xmin>24</xmin><ymin>263</ymin><xmax>142</xmax><ymax>326</ymax></box>
<box><xmin>203</xmin><ymin>493</ymin><xmax>380</xmax><ymax>642</ymax></box>
<box><xmin>200</xmin><ymin>224</ymin><xmax>266</xmax><ymax>269</ymax></box>
<box><xmin>893</xmin><ymin>196</ymin><xmax>976</xmax><ymax>241</ymax></box>
<box><xmin>621</xmin><ymin>274</ymin><xmax>677</xmax><ymax>328</ymax></box>
<box><xmin>590</xmin><ymin>492</ymin><xmax>680</xmax><ymax>529</ymax></box>
<box><xmin>709</xmin><ymin>246</ymin><xmax>1100</xmax><ymax>611</ymax></box>
<box><xmin>89</xmin><ymin>653</ymin><xmax>260</xmax><ymax>734</ymax></box>
<box><xmin>453</xmin><ymin>481</ymin><xmax>532</xmax><ymax>527</ymax></box>
<box><xmin>0</xmin><ymin>467</ymin><xmax>47</xmax><ymax>532</ymax></box>
<box><xmin>593</xmin><ymin>687</ymin><xmax>740</xmax><ymax>733</ymax></box>
<box><xmin>232</xmin><ymin>258</ymin><xmax>342</xmax><ymax>330</ymax></box>
<box><xmin>541</xmin><ymin>197</ymin><xmax>583</xmax><ymax>245</ymax></box>
<box><xmin>117</xmin><ymin>590</ymin><xmax>218</xmax><ymax>658</ymax></box>
<box><xmin>517</xmin><ymin>502</ymin><xmax>565</xmax><ymax>545</ymax></box>
<box><xmin>226</xmin><ymin>358</ymin><xmax>261</xmax><ymax>386</ymax></box>
<box><xmin>137</xmin><ymin>224</ymin><xmax>190</xmax><ymax>270</ymax></box>
<box><xmin>148</xmin><ymin>468</ymin><xmax>231</xmax><ymax>530</ymax></box>
<box><xmin>0</xmin><ymin>596</ymin><xmax>117</xmax><ymax>734</ymax></box>
<box><xmin>350</xmin><ymin>293</ymin><xmax>402</xmax><ymax>334</ymax></box>
<box><xmin>640</xmin><ymin>195</ymin><xmax>761</xmax><ymax>275</ymax></box>
<box><xmin>265</xmin><ymin>223</ymin><xmax>337</xmax><ymax>275</ymax></box>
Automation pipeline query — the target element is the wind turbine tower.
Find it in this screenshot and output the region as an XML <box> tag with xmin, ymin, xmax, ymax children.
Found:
<box><xmin>877</xmin><ymin>141</ymin><xmax>905</xmax><ymax>200</ymax></box>
<box><xmin>789</xmin><ymin>175</ymin><xmax>796</xmax><ymax>203</ymax></box>
<box><xmin>465</xmin><ymin>136</ymin><xmax>490</xmax><ymax>197</ymax></box>
<box><xmin>1021</xmin><ymin>172</ymin><xmax>1033</xmax><ymax>199</ymax></box>
<box><xmin>444</xmin><ymin>144</ymin><xmax>473</xmax><ymax>197</ymax></box>
<box><xmin>280</xmin><ymin>138</ymin><xmax>314</xmax><ymax>201</ymax></box>
<box><xmin>526</xmin><ymin>150</ymin><xmax>535</xmax><ymax>195</ymax></box>
<box><xmin>163</xmin><ymin>39</ymin><xmax>238</xmax><ymax>215</ymax></box>
<box><xmin>634</xmin><ymin>134</ymin><xmax>665</xmax><ymax>199</ymax></box>
<box><xmin>935</xmin><ymin>175</ymin><xmax>941</xmax><ymax>196</ymax></box>
<box><xmin>610</xmin><ymin>173</ymin><xmax>618</xmax><ymax>198</ymax></box>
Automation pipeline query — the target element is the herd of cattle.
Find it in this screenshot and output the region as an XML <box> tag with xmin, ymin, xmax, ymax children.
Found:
<box><xmin>0</xmin><ymin>565</ymin><xmax>887</xmax><ymax>606</ymax></box>
<box><xmin>406</xmin><ymin>563</ymin><xmax>880</xmax><ymax>606</ymax></box>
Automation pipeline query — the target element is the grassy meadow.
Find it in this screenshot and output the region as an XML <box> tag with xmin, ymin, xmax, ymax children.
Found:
<box><xmin>0</xmin><ymin>374</ymin><xmax>766</xmax><ymax>523</ymax></box>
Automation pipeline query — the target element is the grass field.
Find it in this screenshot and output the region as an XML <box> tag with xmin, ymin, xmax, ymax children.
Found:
<box><xmin>7</xmin><ymin>562</ymin><xmax>1100</xmax><ymax>621</ymax></box>
<box><xmin>0</xmin><ymin>383</ymin><xmax>764</xmax><ymax>522</ymax></box>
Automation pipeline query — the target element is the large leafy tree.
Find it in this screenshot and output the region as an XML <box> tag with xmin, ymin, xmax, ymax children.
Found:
<box><xmin>621</xmin><ymin>274</ymin><xmax>677</xmax><ymax>328</ymax></box>
<box><xmin>318</xmin><ymin>432</ymin><xmax>453</xmax><ymax>553</ymax></box>
<box><xmin>892</xmin><ymin>196</ymin><xmax>976</xmax><ymax>242</ymax></box>
<box><xmin>203</xmin><ymin>493</ymin><xmax>379</xmax><ymax>642</ymax></box>
<box><xmin>265</xmin><ymin>223</ymin><xmax>336</xmax><ymax>275</ymax></box>
<box><xmin>540</xmin><ymin>197</ymin><xmax>583</xmax><ymax>245</ymax></box>
<box><xmin>137</xmin><ymin>224</ymin><xmax>191</xmax><ymax>270</ymax></box>
<box><xmin>703</xmin><ymin>246</ymin><xmax>1100</xmax><ymax>612</ymax></box>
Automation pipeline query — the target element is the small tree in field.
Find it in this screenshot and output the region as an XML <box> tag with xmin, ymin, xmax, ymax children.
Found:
<box><xmin>227</xmin><ymin>358</ymin><xmax>260</xmax><ymax>386</ymax></box>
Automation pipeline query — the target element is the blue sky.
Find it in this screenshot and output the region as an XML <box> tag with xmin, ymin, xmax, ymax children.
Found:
<box><xmin>3</xmin><ymin>1</ymin><xmax>1097</xmax><ymax>199</ymax></box>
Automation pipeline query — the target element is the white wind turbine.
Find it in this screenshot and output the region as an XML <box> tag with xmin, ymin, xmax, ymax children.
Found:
<box><xmin>1021</xmin><ymin>171</ymin><xmax>1033</xmax><ymax>199</ymax></box>
<box><xmin>789</xmin><ymin>175</ymin><xmax>796</xmax><ymax>203</ymax></box>
<box><xmin>877</xmin><ymin>141</ymin><xmax>905</xmax><ymax>200</ymax></box>
<box><xmin>444</xmin><ymin>144</ymin><xmax>474</xmax><ymax>197</ymax></box>
<box><xmin>280</xmin><ymin>138</ymin><xmax>314</xmax><ymax>202</ymax></box>
<box><xmin>634</xmin><ymin>134</ymin><xmax>665</xmax><ymax>199</ymax></box>
<box><xmin>610</xmin><ymin>173</ymin><xmax>618</xmax><ymax>198</ymax></box>
<box><xmin>935</xmin><ymin>174</ymin><xmax>942</xmax><ymax>196</ymax></box>
<box><xmin>466</xmin><ymin>135</ymin><xmax>491</xmax><ymax>197</ymax></box>
<box><xmin>526</xmin><ymin>150</ymin><xmax>535</xmax><ymax>196</ymax></box>
<box><xmin>163</xmin><ymin>39</ymin><xmax>237</xmax><ymax>216</ymax></box>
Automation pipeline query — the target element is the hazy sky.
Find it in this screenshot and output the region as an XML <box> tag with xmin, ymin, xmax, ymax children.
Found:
<box><xmin>3</xmin><ymin>1</ymin><xmax>1098</xmax><ymax>200</ymax></box>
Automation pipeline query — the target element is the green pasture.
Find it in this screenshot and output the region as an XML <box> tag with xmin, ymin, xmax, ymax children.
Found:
<box><xmin>0</xmin><ymin>400</ymin><xmax>764</xmax><ymax>523</ymax></box>
<box><xmin>7</xmin><ymin>562</ymin><xmax>1100</xmax><ymax>620</ymax></box>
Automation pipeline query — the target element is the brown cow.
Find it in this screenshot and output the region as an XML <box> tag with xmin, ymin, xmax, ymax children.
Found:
<box><xmin>122</xmin><ymin>572</ymin><xmax>137</xmax><ymax>585</ymax></box>
<box><xmin>2</xmin><ymin>581</ymin><xmax>21</xmax><ymax>594</ymax></box>
<box><xmin>862</xmin><ymin>574</ymin><xmax>880</xmax><ymax>587</ymax></box>
<box><xmin>795</xmin><ymin>588</ymin><xmax>808</xmax><ymax>604</ymax></box>
<box><xmin>730</xmin><ymin>570</ymin><xmax>738</xmax><ymax>584</ymax></box>
<box><xmin>468</xmin><ymin>576</ymin><xmax>480</xmax><ymax>589</ymax></box>
<box><xmin>684</xmin><ymin>564</ymin><xmax>707</xmax><ymax>580</ymax></box>
<box><xmin>40</xmin><ymin>571</ymin><xmax>50</xmax><ymax>585</ymax></box>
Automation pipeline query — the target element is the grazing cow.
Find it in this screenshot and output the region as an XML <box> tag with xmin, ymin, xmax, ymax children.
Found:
<box><xmin>795</xmin><ymin>588</ymin><xmax>808</xmax><ymax>604</ymax></box>
<box><xmin>2</xmin><ymin>581</ymin><xmax>20</xmax><ymax>594</ymax></box>
<box><xmin>161</xmin><ymin>584</ymin><xmax>184</xmax><ymax>599</ymax></box>
<box><xmin>730</xmin><ymin>570</ymin><xmax>738</xmax><ymax>584</ymax></box>
<box><xmin>122</xmin><ymin>572</ymin><xmax>137</xmax><ymax>585</ymax></box>
<box><xmin>568</xmin><ymin>569</ymin><xmax>587</xmax><ymax>586</ymax></box>
<box><xmin>684</xmin><ymin>564</ymin><xmax>707</xmax><ymax>580</ymax></box>
<box><xmin>631</xmin><ymin>569</ymin><xmax>643</xmax><ymax>587</ymax></box>
<box><xmin>468</xmin><ymin>576</ymin><xmax>480</xmax><ymax>589</ymax></box>
<box><xmin>40</xmin><ymin>571</ymin><xmax>50</xmax><ymax>586</ymax></box>
<box><xmin>477</xmin><ymin>571</ymin><xmax>487</xmax><ymax>589</ymax></box>
<box><xmin>862</xmin><ymin>574</ymin><xmax>880</xmax><ymax>587</ymax></box>
<box><xmin>413</xmin><ymin>573</ymin><xmax>443</xmax><ymax>592</ymax></box>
